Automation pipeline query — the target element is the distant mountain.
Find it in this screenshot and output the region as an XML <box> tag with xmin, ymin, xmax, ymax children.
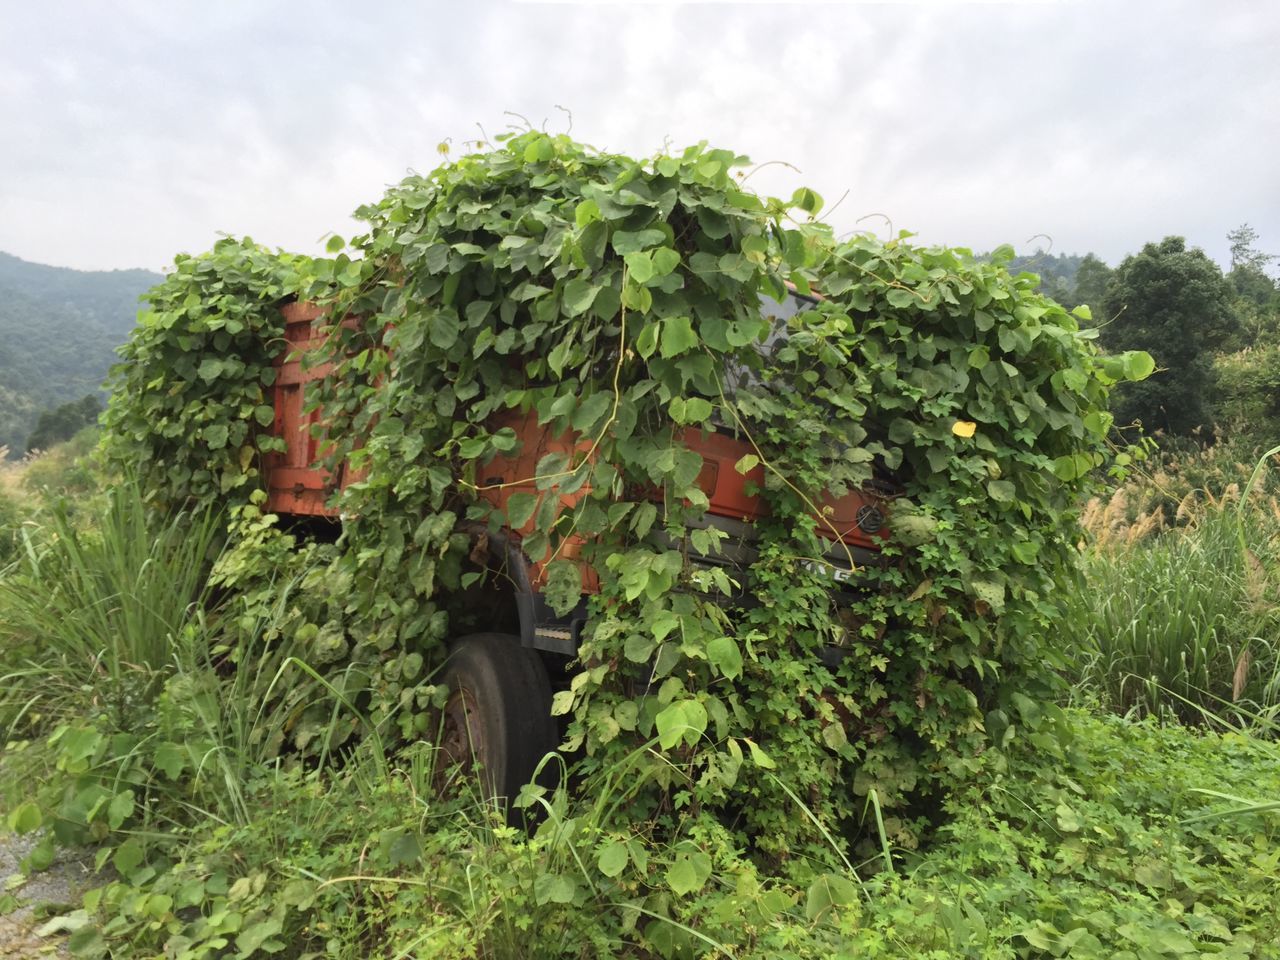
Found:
<box><xmin>0</xmin><ymin>252</ymin><xmax>162</xmax><ymax>455</ymax></box>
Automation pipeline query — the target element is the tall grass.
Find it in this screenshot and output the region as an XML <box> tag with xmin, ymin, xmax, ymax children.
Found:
<box><xmin>1066</xmin><ymin>466</ymin><xmax>1280</xmax><ymax>723</ymax></box>
<box><xmin>0</xmin><ymin>481</ymin><xmax>222</xmax><ymax>731</ymax></box>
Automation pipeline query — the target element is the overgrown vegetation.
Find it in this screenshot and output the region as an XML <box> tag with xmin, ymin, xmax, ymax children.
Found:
<box><xmin>2</xmin><ymin>478</ymin><xmax>1275</xmax><ymax>957</ymax></box>
<box><xmin>1067</xmin><ymin>484</ymin><xmax>1280</xmax><ymax>722</ymax></box>
<box><xmin>3</xmin><ymin>131</ymin><xmax>1277</xmax><ymax>958</ymax></box>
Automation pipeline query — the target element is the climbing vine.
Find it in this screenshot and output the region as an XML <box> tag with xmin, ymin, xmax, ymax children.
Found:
<box><xmin>102</xmin><ymin>238</ymin><xmax>311</xmax><ymax>505</ymax></box>
<box><xmin>105</xmin><ymin>131</ymin><xmax>1152</xmax><ymax>861</ymax></box>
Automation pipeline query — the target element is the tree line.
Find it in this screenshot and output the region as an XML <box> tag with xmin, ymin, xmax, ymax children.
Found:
<box><xmin>1001</xmin><ymin>224</ymin><xmax>1279</xmax><ymax>447</ymax></box>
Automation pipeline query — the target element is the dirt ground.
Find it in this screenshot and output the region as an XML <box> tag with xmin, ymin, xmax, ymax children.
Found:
<box><xmin>0</xmin><ymin>831</ymin><xmax>92</xmax><ymax>959</ymax></box>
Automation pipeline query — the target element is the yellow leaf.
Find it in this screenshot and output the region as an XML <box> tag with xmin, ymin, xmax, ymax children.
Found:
<box><xmin>952</xmin><ymin>420</ymin><xmax>976</xmax><ymax>438</ymax></box>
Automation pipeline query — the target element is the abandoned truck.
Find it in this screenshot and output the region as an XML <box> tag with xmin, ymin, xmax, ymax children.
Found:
<box><xmin>262</xmin><ymin>293</ymin><xmax>890</xmax><ymax>801</ymax></box>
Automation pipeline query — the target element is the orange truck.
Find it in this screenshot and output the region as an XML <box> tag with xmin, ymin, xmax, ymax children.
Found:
<box><xmin>263</xmin><ymin>296</ymin><xmax>889</xmax><ymax>799</ymax></box>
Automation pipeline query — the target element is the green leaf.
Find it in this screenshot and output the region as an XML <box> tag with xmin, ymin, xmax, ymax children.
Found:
<box><xmin>523</xmin><ymin>135</ymin><xmax>555</xmax><ymax>163</ymax></box>
<box><xmin>806</xmin><ymin>873</ymin><xmax>858</xmax><ymax>921</ymax></box>
<box><xmin>67</xmin><ymin>926</ymin><xmax>107</xmax><ymax>957</ymax></box>
<box><xmin>505</xmin><ymin>492</ymin><xmax>539</xmax><ymax>529</ymax></box>
<box><xmin>970</xmin><ymin>579</ymin><xmax>1005</xmax><ymax>614</ymax></box>
<box><xmin>111</xmin><ymin>838</ymin><xmax>145</xmax><ymax>876</ymax></box>
<box><xmin>987</xmin><ymin>480</ymin><xmax>1015</xmax><ymax>503</ymax></box>
<box><xmin>669</xmin><ymin>396</ymin><xmax>713</xmax><ymax>424</ymax></box>
<box><xmin>745</xmin><ymin>738</ymin><xmax>776</xmax><ymax>769</ymax></box>
<box><xmin>543</xmin><ymin>559</ymin><xmax>582</xmax><ymax>616</ymax></box>
<box><xmin>821</xmin><ymin>722</ymin><xmax>848</xmax><ymax>751</ymax></box>
<box><xmin>326</xmin><ymin>234</ymin><xmax>345</xmax><ymax>253</ymax></box>
<box><xmin>597</xmin><ymin>841</ymin><xmax>629</xmax><ymax>878</ymax></box>
<box><xmin>612</xmin><ymin>229</ymin><xmax>666</xmax><ymax>254</ymax></box>
<box><xmin>659</xmin><ymin>316</ymin><xmax>698</xmax><ymax>358</ymax></box>
<box><xmin>651</xmin><ymin>247</ymin><xmax>680</xmax><ymax>277</ymax></box>
<box><xmin>382</xmin><ymin>828</ymin><xmax>423</xmax><ymax>868</ymax></box>
<box><xmin>655</xmin><ymin>699</ymin><xmax>708</xmax><ymax>749</ymax></box>
<box><xmin>204</xmin><ymin>424</ymin><xmax>229</xmax><ymax>449</ymax></box>
<box><xmin>6</xmin><ymin>802</ymin><xmax>41</xmax><ymax>834</ymax></box>
<box><xmin>1052</xmin><ymin>455</ymin><xmax>1080</xmax><ymax>481</ymax></box>
<box><xmin>624</xmin><ymin>251</ymin><xmax>655</xmax><ymax>284</ymax></box>
<box><xmin>886</xmin><ymin>288</ymin><xmax>915</xmax><ymax>309</ymax></box>
<box><xmin>235</xmin><ymin>915</ymin><xmax>284</xmax><ymax>955</ymax></box>
<box><xmin>706</xmin><ymin>636</ymin><xmax>742</xmax><ymax>679</ymax></box>
<box><xmin>429</xmin><ymin>310</ymin><xmax>459</xmax><ymax>349</ymax></box>
<box><xmin>572</xmin><ymin>392</ymin><xmax>613</xmax><ymax>432</ymax></box>
<box><xmin>1010</xmin><ymin>541</ymin><xmax>1039</xmax><ymax>564</ymax></box>
<box><xmin>734</xmin><ymin>453</ymin><xmax>760</xmax><ymax>475</ymax></box>
<box><xmin>635</xmin><ymin>321</ymin><xmax>660</xmax><ymax>359</ymax></box>
<box><xmin>534</xmin><ymin>452</ymin><xmax>569</xmax><ymax>489</ymax></box>
<box><xmin>107</xmin><ymin>790</ymin><xmax>134</xmax><ymax>830</ymax></box>
<box><xmin>197</xmin><ymin>358</ymin><xmax>224</xmax><ymax>382</ymax></box>
<box><xmin>684</xmin><ymin>397</ymin><xmax>713</xmax><ymax>423</ymax></box>
<box><xmin>1083</xmin><ymin>410</ymin><xmax>1113</xmax><ymax>436</ymax></box>
<box><xmin>534</xmin><ymin>872</ymin><xmax>577</xmax><ymax>905</ymax></box>
<box><xmin>666</xmin><ymin>857</ymin><xmax>704</xmax><ymax>897</ymax></box>
<box><xmin>574</xmin><ymin>199</ymin><xmax>601</xmax><ymax>227</ymax></box>
<box><xmin>631</xmin><ymin>502</ymin><xmax>658</xmax><ymax>538</ymax></box>
<box><xmin>562</xmin><ymin>278</ymin><xmax>599</xmax><ymax>317</ymax></box>
<box><xmin>1055</xmin><ymin>802</ymin><xmax>1082</xmax><ymax>833</ymax></box>
<box><xmin>154</xmin><ymin>742</ymin><xmax>186</xmax><ymax>780</ymax></box>
<box><xmin>791</xmin><ymin>186</ymin><xmax>823</xmax><ymax>214</ymax></box>
<box><xmin>1122</xmin><ymin>350</ymin><xmax>1156</xmax><ymax>381</ymax></box>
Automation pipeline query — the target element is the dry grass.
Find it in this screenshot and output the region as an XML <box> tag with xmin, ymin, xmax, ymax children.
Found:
<box><xmin>1081</xmin><ymin>447</ymin><xmax>1280</xmax><ymax>551</ymax></box>
<box><xmin>1069</xmin><ymin>449</ymin><xmax>1280</xmax><ymax>721</ymax></box>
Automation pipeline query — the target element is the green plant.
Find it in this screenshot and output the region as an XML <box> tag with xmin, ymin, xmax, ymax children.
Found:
<box><xmin>836</xmin><ymin>708</ymin><xmax>1280</xmax><ymax>958</ymax></box>
<box><xmin>19</xmin><ymin>425</ymin><xmax>103</xmax><ymax>499</ymax></box>
<box><xmin>102</xmin><ymin>130</ymin><xmax>1154</xmax><ymax>860</ymax></box>
<box><xmin>101</xmin><ymin>238</ymin><xmax>310</xmax><ymax>509</ymax></box>
<box><xmin>1064</xmin><ymin>493</ymin><xmax>1280</xmax><ymax>722</ymax></box>
<box><xmin>0</xmin><ymin>480</ymin><xmax>222</xmax><ymax>732</ymax></box>
<box><xmin>1100</xmin><ymin>235</ymin><xmax>1238</xmax><ymax>436</ymax></box>
<box><xmin>0</xmin><ymin>483</ymin><xmax>20</xmax><ymax>567</ymax></box>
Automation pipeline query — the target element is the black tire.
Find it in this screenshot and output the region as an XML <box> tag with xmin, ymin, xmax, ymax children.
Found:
<box><xmin>438</xmin><ymin>632</ymin><xmax>557</xmax><ymax>814</ymax></box>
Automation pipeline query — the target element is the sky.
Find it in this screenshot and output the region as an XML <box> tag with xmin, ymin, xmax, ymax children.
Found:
<box><xmin>1</xmin><ymin>0</ymin><xmax>1276</xmax><ymax>274</ymax></box>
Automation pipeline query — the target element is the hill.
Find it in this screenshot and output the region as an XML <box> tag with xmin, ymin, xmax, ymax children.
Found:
<box><xmin>0</xmin><ymin>252</ymin><xmax>161</xmax><ymax>455</ymax></box>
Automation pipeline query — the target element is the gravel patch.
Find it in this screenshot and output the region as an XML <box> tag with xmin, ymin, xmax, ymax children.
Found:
<box><xmin>0</xmin><ymin>831</ymin><xmax>94</xmax><ymax>959</ymax></box>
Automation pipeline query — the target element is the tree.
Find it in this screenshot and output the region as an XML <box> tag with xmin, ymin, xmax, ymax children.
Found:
<box><xmin>1100</xmin><ymin>237</ymin><xmax>1237</xmax><ymax>436</ymax></box>
<box><xmin>1071</xmin><ymin>254</ymin><xmax>1113</xmax><ymax>317</ymax></box>
<box><xmin>1225</xmin><ymin>223</ymin><xmax>1277</xmax><ymax>312</ymax></box>
<box><xmin>25</xmin><ymin>394</ymin><xmax>102</xmax><ymax>453</ymax></box>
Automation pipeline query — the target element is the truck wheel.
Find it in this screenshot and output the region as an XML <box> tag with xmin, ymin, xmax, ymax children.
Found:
<box><xmin>438</xmin><ymin>633</ymin><xmax>557</xmax><ymax>813</ymax></box>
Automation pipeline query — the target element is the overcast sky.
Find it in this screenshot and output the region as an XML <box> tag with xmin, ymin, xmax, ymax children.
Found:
<box><xmin>1</xmin><ymin>0</ymin><xmax>1276</xmax><ymax>274</ymax></box>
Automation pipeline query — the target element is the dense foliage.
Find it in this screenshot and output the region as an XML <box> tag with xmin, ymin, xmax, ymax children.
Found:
<box><xmin>100</xmin><ymin>132</ymin><xmax>1151</xmax><ymax>864</ymax></box>
<box><xmin>9</xmin><ymin>134</ymin><xmax>1280</xmax><ymax>960</ymax></box>
<box><xmin>101</xmin><ymin>239</ymin><xmax>308</xmax><ymax>503</ymax></box>
<box><xmin>1100</xmin><ymin>237</ymin><xmax>1238</xmax><ymax>436</ymax></box>
<box><xmin>1005</xmin><ymin>230</ymin><xmax>1280</xmax><ymax>451</ymax></box>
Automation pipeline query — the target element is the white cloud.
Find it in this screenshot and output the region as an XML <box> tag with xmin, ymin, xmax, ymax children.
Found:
<box><xmin>0</xmin><ymin>0</ymin><xmax>1275</xmax><ymax>271</ymax></box>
